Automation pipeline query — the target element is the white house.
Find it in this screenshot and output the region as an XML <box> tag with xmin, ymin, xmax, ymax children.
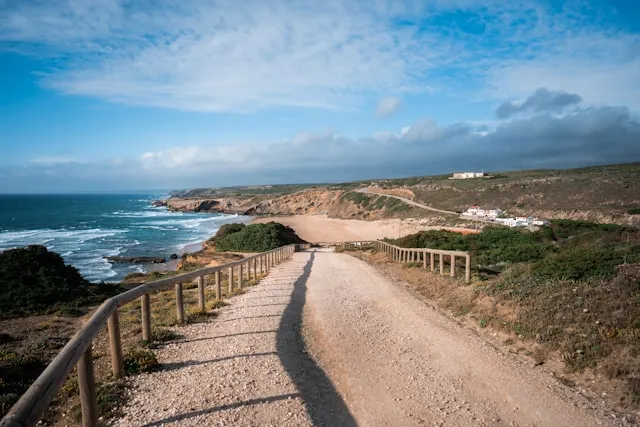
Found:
<box><xmin>463</xmin><ymin>206</ymin><xmax>502</xmax><ymax>219</ymax></box>
<box><xmin>466</xmin><ymin>205</ymin><xmax>479</xmax><ymax>215</ymax></box>
<box><xmin>486</xmin><ymin>208</ymin><xmax>503</xmax><ymax>218</ymax></box>
<box><xmin>451</xmin><ymin>172</ymin><xmax>487</xmax><ymax>179</ymax></box>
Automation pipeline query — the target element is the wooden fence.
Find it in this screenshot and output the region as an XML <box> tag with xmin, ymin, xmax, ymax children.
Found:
<box><xmin>0</xmin><ymin>244</ymin><xmax>304</xmax><ymax>427</ymax></box>
<box><xmin>338</xmin><ymin>240</ymin><xmax>471</xmax><ymax>283</ymax></box>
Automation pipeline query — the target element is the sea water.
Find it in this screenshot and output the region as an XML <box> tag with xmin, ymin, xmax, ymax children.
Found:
<box><xmin>0</xmin><ymin>193</ymin><xmax>248</xmax><ymax>282</ymax></box>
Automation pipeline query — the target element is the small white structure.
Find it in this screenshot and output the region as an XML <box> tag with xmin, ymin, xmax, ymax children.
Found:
<box><xmin>450</xmin><ymin>172</ymin><xmax>487</xmax><ymax>179</ymax></box>
<box><xmin>487</xmin><ymin>208</ymin><xmax>503</xmax><ymax>218</ymax></box>
<box><xmin>463</xmin><ymin>206</ymin><xmax>502</xmax><ymax>219</ymax></box>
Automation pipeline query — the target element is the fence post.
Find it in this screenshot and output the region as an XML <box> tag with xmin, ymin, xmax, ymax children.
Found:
<box><xmin>77</xmin><ymin>346</ymin><xmax>98</xmax><ymax>427</ymax></box>
<box><xmin>176</xmin><ymin>283</ymin><xmax>185</xmax><ymax>323</ymax></box>
<box><xmin>197</xmin><ymin>276</ymin><xmax>205</xmax><ymax>312</ymax></box>
<box><xmin>450</xmin><ymin>255</ymin><xmax>456</xmax><ymax>277</ymax></box>
<box><xmin>252</xmin><ymin>258</ymin><xmax>257</xmax><ymax>280</ymax></box>
<box><xmin>239</xmin><ymin>263</ymin><xmax>244</xmax><ymax>289</ymax></box>
<box><xmin>423</xmin><ymin>250</ymin><xmax>427</xmax><ymax>269</ymax></box>
<box><xmin>228</xmin><ymin>267</ymin><xmax>234</xmax><ymax>293</ymax></box>
<box><xmin>465</xmin><ymin>254</ymin><xmax>471</xmax><ymax>283</ymax></box>
<box><xmin>141</xmin><ymin>293</ymin><xmax>151</xmax><ymax>342</ymax></box>
<box><xmin>430</xmin><ymin>252</ymin><xmax>435</xmax><ymax>272</ymax></box>
<box><xmin>215</xmin><ymin>270</ymin><xmax>221</xmax><ymax>300</ymax></box>
<box><xmin>439</xmin><ymin>253</ymin><xmax>444</xmax><ymax>275</ymax></box>
<box><xmin>107</xmin><ymin>310</ymin><xmax>123</xmax><ymax>376</ymax></box>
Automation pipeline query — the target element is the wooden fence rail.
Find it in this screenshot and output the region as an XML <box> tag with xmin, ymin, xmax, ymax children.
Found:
<box><xmin>338</xmin><ymin>240</ymin><xmax>472</xmax><ymax>283</ymax></box>
<box><xmin>0</xmin><ymin>244</ymin><xmax>305</xmax><ymax>427</ymax></box>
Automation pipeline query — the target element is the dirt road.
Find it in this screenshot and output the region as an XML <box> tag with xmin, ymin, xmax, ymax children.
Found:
<box><xmin>116</xmin><ymin>249</ymin><xmax>610</xmax><ymax>426</ymax></box>
<box><xmin>356</xmin><ymin>188</ymin><xmax>458</xmax><ymax>215</ymax></box>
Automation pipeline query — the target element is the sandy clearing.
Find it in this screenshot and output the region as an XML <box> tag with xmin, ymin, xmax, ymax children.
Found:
<box><xmin>252</xmin><ymin>214</ymin><xmax>476</xmax><ymax>242</ymax></box>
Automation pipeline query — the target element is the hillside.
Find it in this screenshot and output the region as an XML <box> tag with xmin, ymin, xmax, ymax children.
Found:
<box><xmin>160</xmin><ymin>163</ymin><xmax>640</xmax><ymax>225</ymax></box>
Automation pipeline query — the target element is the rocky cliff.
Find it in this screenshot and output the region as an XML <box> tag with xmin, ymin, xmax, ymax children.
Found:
<box><xmin>153</xmin><ymin>188</ymin><xmax>425</xmax><ymax>220</ymax></box>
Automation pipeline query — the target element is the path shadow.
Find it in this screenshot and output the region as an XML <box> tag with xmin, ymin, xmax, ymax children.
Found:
<box><xmin>160</xmin><ymin>352</ymin><xmax>277</xmax><ymax>372</ymax></box>
<box><xmin>141</xmin><ymin>393</ymin><xmax>301</xmax><ymax>426</ymax></box>
<box><xmin>277</xmin><ymin>251</ymin><xmax>357</xmax><ymax>426</ymax></box>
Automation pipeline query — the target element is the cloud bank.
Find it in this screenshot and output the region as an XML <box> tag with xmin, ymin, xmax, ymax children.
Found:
<box><xmin>3</xmin><ymin>89</ymin><xmax>638</xmax><ymax>192</ymax></box>
<box><xmin>496</xmin><ymin>88</ymin><xmax>582</xmax><ymax>119</ymax></box>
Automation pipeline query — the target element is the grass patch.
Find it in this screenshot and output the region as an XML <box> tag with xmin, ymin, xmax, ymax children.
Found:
<box><xmin>123</xmin><ymin>348</ymin><xmax>159</xmax><ymax>375</ymax></box>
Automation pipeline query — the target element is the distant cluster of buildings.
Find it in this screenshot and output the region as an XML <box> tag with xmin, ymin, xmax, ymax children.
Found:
<box><xmin>463</xmin><ymin>205</ymin><xmax>548</xmax><ymax>228</ymax></box>
<box><xmin>450</xmin><ymin>172</ymin><xmax>489</xmax><ymax>179</ymax></box>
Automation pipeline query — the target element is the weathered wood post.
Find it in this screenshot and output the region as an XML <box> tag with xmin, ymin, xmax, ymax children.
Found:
<box><xmin>439</xmin><ymin>253</ymin><xmax>444</xmax><ymax>275</ymax></box>
<box><xmin>239</xmin><ymin>263</ymin><xmax>244</xmax><ymax>289</ymax></box>
<box><xmin>175</xmin><ymin>282</ymin><xmax>185</xmax><ymax>323</ymax></box>
<box><xmin>423</xmin><ymin>250</ymin><xmax>427</xmax><ymax>269</ymax></box>
<box><xmin>197</xmin><ymin>276</ymin><xmax>205</xmax><ymax>312</ymax></box>
<box><xmin>465</xmin><ymin>254</ymin><xmax>471</xmax><ymax>283</ymax></box>
<box><xmin>430</xmin><ymin>252</ymin><xmax>435</xmax><ymax>272</ymax></box>
<box><xmin>450</xmin><ymin>255</ymin><xmax>456</xmax><ymax>277</ymax></box>
<box><xmin>107</xmin><ymin>310</ymin><xmax>123</xmax><ymax>376</ymax></box>
<box><xmin>252</xmin><ymin>258</ymin><xmax>257</xmax><ymax>280</ymax></box>
<box><xmin>215</xmin><ymin>270</ymin><xmax>221</xmax><ymax>300</ymax></box>
<box><xmin>77</xmin><ymin>346</ymin><xmax>98</xmax><ymax>427</ymax></box>
<box><xmin>141</xmin><ymin>293</ymin><xmax>151</xmax><ymax>342</ymax></box>
<box><xmin>228</xmin><ymin>267</ymin><xmax>234</xmax><ymax>293</ymax></box>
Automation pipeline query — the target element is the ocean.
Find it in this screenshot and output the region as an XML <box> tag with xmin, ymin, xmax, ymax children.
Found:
<box><xmin>0</xmin><ymin>193</ymin><xmax>248</xmax><ymax>282</ymax></box>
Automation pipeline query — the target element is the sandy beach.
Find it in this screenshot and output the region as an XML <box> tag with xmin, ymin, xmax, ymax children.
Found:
<box><xmin>252</xmin><ymin>214</ymin><xmax>476</xmax><ymax>243</ymax></box>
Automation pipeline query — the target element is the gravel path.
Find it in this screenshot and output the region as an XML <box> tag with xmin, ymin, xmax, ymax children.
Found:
<box><xmin>114</xmin><ymin>253</ymin><xmax>351</xmax><ymax>427</ymax></box>
<box><xmin>303</xmin><ymin>249</ymin><xmax>611</xmax><ymax>427</ymax></box>
<box><xmin>116</xmin><ymin>249</ymin><xmax>612</xmax><ymax>426</ymax></box>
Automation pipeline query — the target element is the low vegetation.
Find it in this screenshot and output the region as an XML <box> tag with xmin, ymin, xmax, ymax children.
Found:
<box><xmin>385</xmin><ymin>219</ymin><xmax>640</xmax><ymax>407</ymax></box>
<box><xmin>0</xmin><ymin>245</ymin><xmax>122</xmax><ymax>318</ymax></box>
<box><xmin>208</xmin><ymin>222</ymin><xmax>306</xmax><ymax>252</ymax></box>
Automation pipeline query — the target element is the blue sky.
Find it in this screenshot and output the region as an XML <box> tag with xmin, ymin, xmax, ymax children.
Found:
<box><xmin>0</xmin><ymin>0</ymin><xmax>639</xmax><ymax>192</ymax></box>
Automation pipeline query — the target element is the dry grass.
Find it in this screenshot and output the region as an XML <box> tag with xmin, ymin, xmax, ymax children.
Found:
<box><xmin>1</xmin><ymin>268</ymin><xmax>267</xmax><ymax>426</ymax></box>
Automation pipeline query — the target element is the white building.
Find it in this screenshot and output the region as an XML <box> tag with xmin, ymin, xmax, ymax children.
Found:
<box><xmin>463</xmin><ymin>206</ymin><xmax>502</xmax><ymax>219</ymax></box>
<box><xmin>450</xmin><ymin>172</ymin><xmax>487</xmax><ymax>179</ymax></box>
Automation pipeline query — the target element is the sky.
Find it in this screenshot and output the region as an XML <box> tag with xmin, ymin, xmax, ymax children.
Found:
<box><xmin>0</xmin><ymin>0</ymin><xmax>639</xmax><ymax>193</ymax></box>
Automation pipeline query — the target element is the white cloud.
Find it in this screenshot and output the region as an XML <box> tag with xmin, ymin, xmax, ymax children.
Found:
<box><xmin>29</xmin><ymin>156</ymin><xmax>78</xmax><ymax>165</ymax></box>
<box><xmin>375</xmin><ymin>97</ymin><xmax>403</xmax><ymax>117</ymax></box>
<box><xmin>1</xmin><ymin>0</ymin><xmax>638</xmax><ymax>113</ymax></box>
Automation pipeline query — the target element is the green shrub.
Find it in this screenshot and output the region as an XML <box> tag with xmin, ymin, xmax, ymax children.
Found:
<box><xmin>213</xmin><ymin>222</ymin><xmax>306</xmax><ymax>252</ymax></box>
<box><xmin>213</xmin><ymin>223</ymin><xmax>246</xmax><ymax>240</ymax></box>
<box><xmin>0</xmin><ymin>351</ymin><xmax>47</xmax><ymax>416</ymax></box>
<box><xmin>628</xmin><ymin>208</ymin><xmax>640</xmax><ymax>215</ymax></box>
<box><xmin>0</xmin><ymin>246</ymin><xmax>122</xmax><ymax>318</ymax></box>
<box><xmin>123</xmin><ymin>348</ymin><xmax>158</xmax><ymax>375</ymax></box>
<box><xmin>534</xmin><ymin>247</ymin><xmax>638</xmax><ymax>280</ymax></box>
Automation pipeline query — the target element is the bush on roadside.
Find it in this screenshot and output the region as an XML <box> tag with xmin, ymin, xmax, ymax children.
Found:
<box><xmin>211</xmin><ymin>222</ymin><xmax>306</xmax><ymax>252</ymax></box>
